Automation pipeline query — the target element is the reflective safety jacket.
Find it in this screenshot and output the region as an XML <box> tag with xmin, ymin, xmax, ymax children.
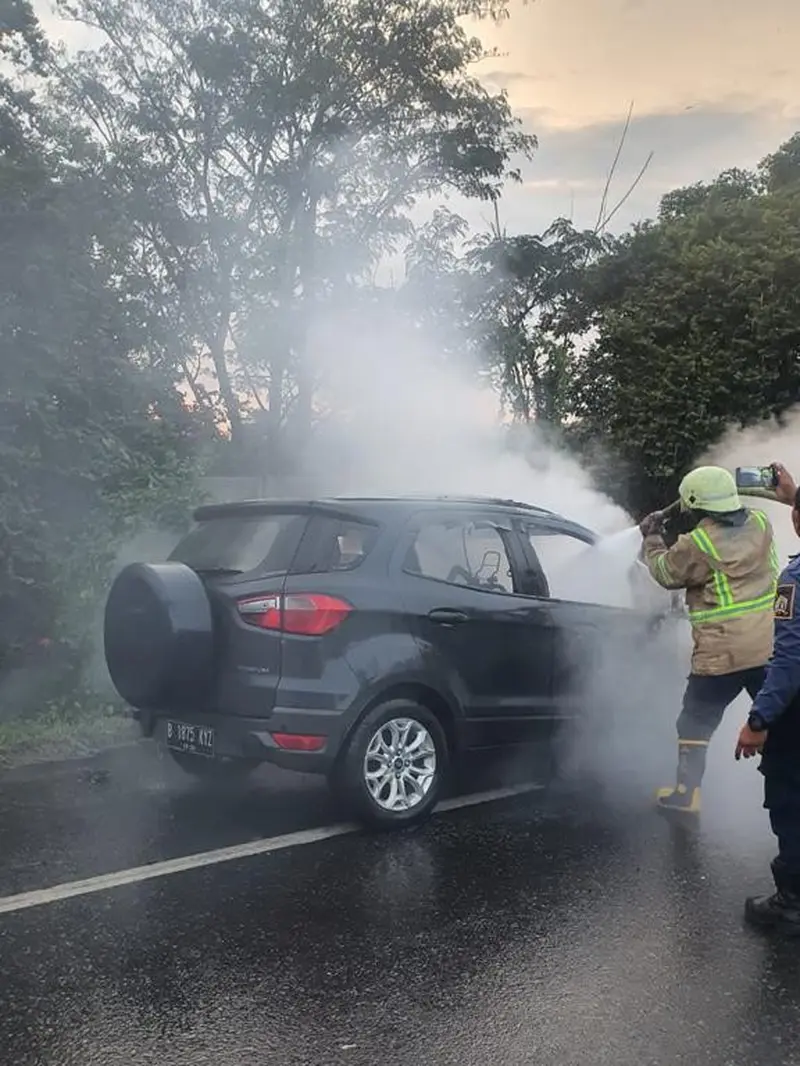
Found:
<box><xmin>643</xmin><ymin>509</ymin><xmax>779</xmax><ymax>676</ymax></box>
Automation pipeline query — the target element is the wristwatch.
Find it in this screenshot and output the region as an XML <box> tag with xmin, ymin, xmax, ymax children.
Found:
<box><xmin>747</xmin><ymin>711</ymin><xmax>767</xmax><ymax>732</ymax></box>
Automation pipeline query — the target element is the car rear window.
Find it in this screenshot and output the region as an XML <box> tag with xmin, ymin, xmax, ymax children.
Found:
<box><xmin>169</xmin><ymin>513</ymin><xmax>307</xmax><ymax>575</ymax></box>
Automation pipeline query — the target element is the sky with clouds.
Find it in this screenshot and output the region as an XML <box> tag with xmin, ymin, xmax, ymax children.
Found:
<box><xmin>34</xmin><ymin>0</ymin><xmax>800</xmax><ymax>237</ymax></box>
<box><xmin>473</xmin><ymin>0</ymin><xmax>800</xmax><ymax>233</ymax></box>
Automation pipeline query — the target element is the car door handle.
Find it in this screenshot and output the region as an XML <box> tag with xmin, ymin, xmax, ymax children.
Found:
<box><xmin>428</xmin><ymin>608</ymin><xmax>470</xmax><ymax>626</ymax></box>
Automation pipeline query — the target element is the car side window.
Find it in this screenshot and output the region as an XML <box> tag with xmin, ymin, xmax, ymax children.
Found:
<box><xmin>404</xmin><ymin>520</ymin><xmax>516</xmax><ymax>593</ymax></box>
<box><xmin>306</xmin><ymin>518</ymin><xmax>379</xmax><ymax>574</ymax></box>
<box><xmin>523</xmin><ymin>526</ymin><xmax>594</xmax><ymax>602</ymax></box>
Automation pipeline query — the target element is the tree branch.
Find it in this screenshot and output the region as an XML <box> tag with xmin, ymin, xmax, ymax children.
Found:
<box><xmin>595</xmin><ymin>100</ymin><xmax>634</xmax><ymax>233</ymax></box>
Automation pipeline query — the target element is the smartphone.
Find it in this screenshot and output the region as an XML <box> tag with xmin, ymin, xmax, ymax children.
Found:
<box><xmin>735</xmin><ymin>465</ymin><xmax>778</xmax><ymax>490</ymax></box>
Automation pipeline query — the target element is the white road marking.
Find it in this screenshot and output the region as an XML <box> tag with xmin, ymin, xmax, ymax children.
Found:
<box><xmin>0</xmin><ymin>782</ymin><xmax>542</xmax><ymax>917</ymax></box>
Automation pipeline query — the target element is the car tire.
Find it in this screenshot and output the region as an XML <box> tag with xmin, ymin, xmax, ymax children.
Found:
<box><xmin>167</xmin><ymin>750</ymin><xmax>260</xmax><ymax>786</ymax></box>
<box><xmin>104</xmin><ymin>562</ymin><xmax>215</xmax><ymax>710</ymax></box>
<box><xmin>334</xmin><ymin>699</ymin><xmax>449</xmax><ymax>830</ymax></box>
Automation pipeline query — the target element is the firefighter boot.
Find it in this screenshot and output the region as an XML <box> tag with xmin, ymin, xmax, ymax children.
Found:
<box><xmin>655</xmin><ymin>740</ymin><xmax>707</xmax><ymax>815</ymax></box>
<box><xmin>744</xmin><ymin>859</ymin><xmax>800</xmax><ymax>937</ymax></box>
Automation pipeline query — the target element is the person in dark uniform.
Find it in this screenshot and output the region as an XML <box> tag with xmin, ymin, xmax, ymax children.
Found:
<box><xmin>736</xmin><ymin>464</ymin><xmax>800</xmax><ymax>936</ymax></box>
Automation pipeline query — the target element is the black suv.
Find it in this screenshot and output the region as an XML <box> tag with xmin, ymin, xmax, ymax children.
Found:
<box><xmin>104</xmin><ymin>495</ymin><xmax>654</xmax><ymax>829</ymax></box>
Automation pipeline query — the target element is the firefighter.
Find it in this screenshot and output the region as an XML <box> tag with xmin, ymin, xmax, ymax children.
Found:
<box><xmin>639</xmin><ymin>465</ymin><xmax>779</xmax><ymax>814</ymax></box>
<box><xmin>736</xmin><ymin>464</ymin><xmax>800</xmax><ymax>936</ymax></box>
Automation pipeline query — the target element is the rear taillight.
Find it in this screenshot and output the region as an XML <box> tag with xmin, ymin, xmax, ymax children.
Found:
<box><xmin>271</xmin><ymin>732</ymin><xmax>326</xmax><ymax>752</ymax></box>
<box><xmin>237</xmin><ymin>593</ymin><xmax>352</xmax><ymax>636</ymax></box>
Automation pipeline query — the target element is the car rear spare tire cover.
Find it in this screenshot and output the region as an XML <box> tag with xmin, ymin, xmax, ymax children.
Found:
<box><xmin>104</xmin><ymin>562</ymin><xmax>214</xmax><ymax>709</ymax></box>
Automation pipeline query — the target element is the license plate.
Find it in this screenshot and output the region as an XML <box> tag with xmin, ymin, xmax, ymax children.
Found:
<box><xmin>166</xmin><ymin>720</ymin><xmax>215</xmax><ymax>757</ymax></box>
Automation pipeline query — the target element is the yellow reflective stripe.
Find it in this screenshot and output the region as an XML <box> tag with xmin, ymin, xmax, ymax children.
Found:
<box><xmin>690</xmin><ymin>527</ymin><xmax>734</xmax><ymax>607</ymax></box>
<box><xmin>749</xmin><ymin>511</ymin><xmax>780</xmax><ymax>577</ymax></box>
<box><xmin>769</xmin><ymin>543</ymin><xmax>780</xmax><ymax>580</ymax></box>
<box><xmin>689</xmin><ymin>516</ymin><xmax>777</xmax><ymax>621</ymax></box>
<box><xmin>688</xmin><ymin>591</ymin><xmax>776</xmax><ymax>624</ymax></box>
<box><xmin>690</xmin><ymin>527</ymin><xmax>720</xmax><ymax>558</ymax></box>
<box><xmin>769</xmin><ymin>549</ymin><xmax>780</xmax><ymax>582</ymax></box>
<box><xmin>714</xmin><ymin>570</ymin><xmax>734</xmax><ymax>608</ymax></box>
<box><xmin>654</xmin><ymin>553</ymin><xmax>673</xmax><ymax>584</ymax></box>
<box><xmin>751</xmin><ymin>510</ymin><xmax>767</xmax><ymax>530</ymax></box>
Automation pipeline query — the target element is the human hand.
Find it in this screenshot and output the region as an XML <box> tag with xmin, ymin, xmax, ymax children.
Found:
<box><xmin>735</xmin><ymin>723</ymin><xmax>768</xmax><ymax>760</ymax></box>
<box><xmin>639</xmin><ymin>511</ymin><xmax>664</xmax><ymax>537</ymax></box>
<box><xmin>772</xmin><ymin>462</ymin><xmax>797</xmax><ymax>506</ymax></box>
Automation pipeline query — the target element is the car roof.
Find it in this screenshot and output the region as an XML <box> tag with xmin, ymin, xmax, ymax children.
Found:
<box><xmin>194</xmin><ymin>495</ymin><xmax>599</xmax><ymax>542</ymax></box>
<box><xmin>322</xmin><ymin>494</ymin><xmax>558</xmax><ymax>515</ymax></box>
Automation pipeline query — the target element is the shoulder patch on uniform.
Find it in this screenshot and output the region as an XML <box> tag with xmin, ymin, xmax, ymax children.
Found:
<box><xmin>775</xmin><ymin>584</ymin><xmax>796</xmax><ymax>620</ymax></box>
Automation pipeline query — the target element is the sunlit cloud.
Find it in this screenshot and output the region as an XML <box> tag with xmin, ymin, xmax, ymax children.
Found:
<box><xmin>477</xmin><ymin>0</ymin><xmax>800</xmax><ymax>131</ymax></box>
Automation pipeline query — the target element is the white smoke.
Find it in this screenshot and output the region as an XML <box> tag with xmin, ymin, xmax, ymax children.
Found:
<box><xmin>697</xmin><ymin>413</ymin><xmax>800</xmax><ymax>845</ymax></box>
<box><xmin>293</xmin><ymin>306</ymin><xmax>685</xmax><ymax>804</ymax></box>
<box><xmin>305</xmin><ymin>309</ymin><xmax>628</xmax><ymax>526</ymax></box>
<box><xmin>704</xmin><ymin>412</ymin><xmax>800</xmax><ymax>567</ymax></box>
<box><xmin>301</xmin><ymin>307</ymin><xmax>664</xmax><ymax>614</ymax></box>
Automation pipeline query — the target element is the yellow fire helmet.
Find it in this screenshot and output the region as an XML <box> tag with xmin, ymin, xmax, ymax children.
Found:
<box><xmin>679</xmin><ymin>465</ymin><xmax>741</xmax><ymax>513</ymax></box>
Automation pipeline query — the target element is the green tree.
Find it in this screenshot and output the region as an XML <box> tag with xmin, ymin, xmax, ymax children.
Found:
<box><xmin>53</xmin><ymin>0</ymin><xmax>535</xmax><ymax>470</ymax></box>
<box><xmin>759</xmin><ymin>132</ymin><xmax>800</xmax><ymax>193</ymax></box>
<box><xmin>658</xmin><ymin>166</ymin><xmax>759</xmax><ymax>222</ymax></box>
<box><xmin>569</xmin><ymin>137</ymin><xmax>800</xmax><ymax>514</ymax></box>
<box><xmin>466</xmin><ymin>218</ymin><xmax>607</xmax><ymax>425</ymax></box>
<box><xmin>0</xmin><ymin>1</ymin><xmax>208</xmax><ymax>707</ymax></box>
<box><xmin>403</xmin><ymin>210</ymin><xmax>605</xmax><ymax>426</ymax></box>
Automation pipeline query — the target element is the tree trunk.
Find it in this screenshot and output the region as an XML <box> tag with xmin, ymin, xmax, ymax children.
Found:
<box><xmin>208</xmin><ymin>278</ymin><xmax>241</xmax><ymax>445</ymax></box>
<box><xmin>292</xmin><ymin>193</ymin><xmax>320</xmax><ymax>440</ymax></box>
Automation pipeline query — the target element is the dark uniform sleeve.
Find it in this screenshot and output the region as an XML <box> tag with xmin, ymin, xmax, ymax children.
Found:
<box><xmin>642</xmin><ymin>531</ymin><xmax>711</xmax><ymax>591</ymax></box>
<box><xmin>751</xmin><ymin>569</ymin><xmax>800</xmax><ymax>726</ymax></box>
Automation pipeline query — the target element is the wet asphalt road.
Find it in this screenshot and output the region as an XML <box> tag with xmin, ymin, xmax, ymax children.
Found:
<box><xmin>1</xmin><ymin>728</ymin><xmax>800</xmax><ymax>1066</ymax></box>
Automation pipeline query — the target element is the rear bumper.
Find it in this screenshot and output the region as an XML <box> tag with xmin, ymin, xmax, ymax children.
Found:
<box><xmin>135</xmin><ymin>707</ymin><xmax>348</xmax><ymax>774</ymax></box>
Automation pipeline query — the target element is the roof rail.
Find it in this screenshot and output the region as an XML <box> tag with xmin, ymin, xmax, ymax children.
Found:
<box><xmin>429</xmin><ymin>494</ymin><xmax>557</xmax><ymax>515</ymax></box>
<box><xmin>324</xmin><ymin>493</ymin><xmax>559</xmax><ymax>515</ymax></box>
